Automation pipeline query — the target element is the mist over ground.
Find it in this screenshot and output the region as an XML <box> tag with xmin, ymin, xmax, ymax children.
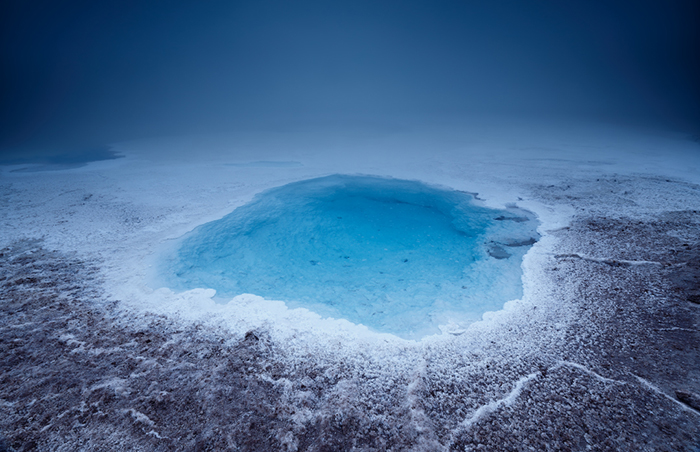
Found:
<box><xmin>1</xmin><ymin>0</ymin><xmax>699</xmax><ymax>156</ymax></box>
<box><xmin>3</xmin><ymin>3</ymin><xmax>700</xmax><ymax>449</ymax></box>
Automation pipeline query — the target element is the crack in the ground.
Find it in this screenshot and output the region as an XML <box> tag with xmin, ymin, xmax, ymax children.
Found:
<box><xmin>553</xmin><ymin>253</ymin><xmax>675</xmax><ymax>267</ymax></box>
<box><xmin>455</xmin><ymin>372</ymin><xmax>540</xmax><ymax>431</ymax></box>
<box><xmin>631</xmin><ymin>375</ymin><xmax>700</xmax><ymax>416</ymax></box>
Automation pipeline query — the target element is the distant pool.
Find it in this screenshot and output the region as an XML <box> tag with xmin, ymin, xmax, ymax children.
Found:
<box><xmin>160</xmin><ymin>175</ymin><xmax>539</xmax><ymax>339</ymax></box>
<box><xmin>0</xmin><ymin>145</ymin><xmax>122</xmax><ymax>172</ymax></box>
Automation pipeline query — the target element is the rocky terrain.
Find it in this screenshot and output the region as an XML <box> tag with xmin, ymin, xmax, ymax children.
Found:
<box><xmin>2</xmin><ymin>183</ymin><xmax>700</xmax><ymax>450</ymax></box>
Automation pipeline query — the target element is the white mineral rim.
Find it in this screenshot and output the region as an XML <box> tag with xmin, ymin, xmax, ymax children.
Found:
<box><xmin>1</xmin><ymin>121</ymin><xmax>699</xmax><ymax>451</ymax></box>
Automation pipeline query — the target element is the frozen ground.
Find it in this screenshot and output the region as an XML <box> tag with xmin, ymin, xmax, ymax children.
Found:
<box><xmin>1</xmin><ymin>120</ymin><xmax>700</xmax><ymax>450</ymax></box>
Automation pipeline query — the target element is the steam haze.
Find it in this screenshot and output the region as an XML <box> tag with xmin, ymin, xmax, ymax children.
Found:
<box><xmin>2</xmin><ymin>0</ymin><xmax>699</xmax><ymax>153</ymax></box>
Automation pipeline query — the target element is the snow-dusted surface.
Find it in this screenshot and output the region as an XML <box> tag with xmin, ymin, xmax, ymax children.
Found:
<box><xmin>1</xmin><ymin>120</ymin><xmax>700</xmax><ymax>450</ymax></box>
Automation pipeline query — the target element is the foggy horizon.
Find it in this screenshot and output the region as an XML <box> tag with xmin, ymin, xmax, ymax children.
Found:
<box><xmin>2</xmin><ymin>0</ymin><xmax>699</xmax><ymax>154</ymax></box>
<box><xmin>4</xmin><ymin>2</ymin><xmax>700</xmax><ymax>449</ymax></box>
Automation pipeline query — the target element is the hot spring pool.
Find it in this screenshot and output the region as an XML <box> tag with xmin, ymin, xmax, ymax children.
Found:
<box><xmin>159</xmin><ymin>175</ymin><xmax>539</xmax><ymax>339</ymax></box>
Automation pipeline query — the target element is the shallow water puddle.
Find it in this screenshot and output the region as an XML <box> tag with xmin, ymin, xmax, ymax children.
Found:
<box><xmin>160</xmin><ymin>175</ymin><xmax>539</xmax><ymax>339</ymax></box>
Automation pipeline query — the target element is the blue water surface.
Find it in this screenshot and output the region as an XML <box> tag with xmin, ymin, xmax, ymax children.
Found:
<box><xmin>161</xmin><ymin>175</ymin><xmax>539</xmax><ymax>339</ymax></box>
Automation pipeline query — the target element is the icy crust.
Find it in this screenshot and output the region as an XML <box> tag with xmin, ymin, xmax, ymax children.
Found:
<box><xmin>2</xmin><ymin>201</ymin><xmax>700</xmax><ymax>451</ymax></box>
<box><xmin>2</xmin><ymin>124</ymin><xmax>700</xmax><ymax>449</ymax></box>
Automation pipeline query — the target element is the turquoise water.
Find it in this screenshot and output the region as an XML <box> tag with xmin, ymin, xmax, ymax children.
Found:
<box><xmin>161</xmin><ymin>175</ymin><xmax>539</xmax><ymax>339</ymax></box>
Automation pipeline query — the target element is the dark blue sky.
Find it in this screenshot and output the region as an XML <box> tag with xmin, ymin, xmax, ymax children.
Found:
<box><xmin>2</xmin><ymin>0</ymin><xmax>699</xmax><ymax>153</ymax></box>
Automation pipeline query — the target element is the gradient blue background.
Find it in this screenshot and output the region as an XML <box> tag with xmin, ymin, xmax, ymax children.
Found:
<box><xmin>2</xmin><ymin>0</ymin><xmax>699</xmax><ymax>155</ymax></box>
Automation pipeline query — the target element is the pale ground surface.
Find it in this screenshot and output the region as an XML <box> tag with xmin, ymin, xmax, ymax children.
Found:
<box><xmin>1</xmin><ymin>120</ymin><xmax>699</xmax><ymax>450</ymax></box>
